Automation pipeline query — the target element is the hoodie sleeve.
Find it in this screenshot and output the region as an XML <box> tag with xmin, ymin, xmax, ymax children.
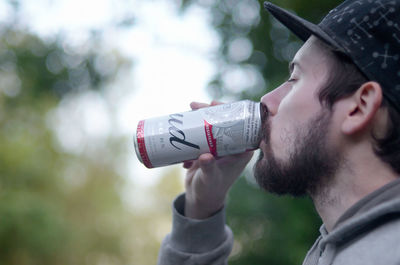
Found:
<box><xmin>157</xmin><ymin>193</ymin><xmax>234</xmax><ymax>265</ymax></box>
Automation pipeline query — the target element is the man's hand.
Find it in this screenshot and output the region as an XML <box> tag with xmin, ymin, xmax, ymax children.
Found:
<box><xmin>183</xmin><ymin>101</ymin><xmax>254</xmax><ymax>219</ymax></box>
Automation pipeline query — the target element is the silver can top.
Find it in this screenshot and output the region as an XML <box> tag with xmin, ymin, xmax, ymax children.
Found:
<box><xmin>133</xmin><ymin>133</ymin><xmax>143</xmax><ymax>164</ymax></box>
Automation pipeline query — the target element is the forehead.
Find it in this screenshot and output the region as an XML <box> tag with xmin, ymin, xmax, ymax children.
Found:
<box><xmin>292</xmin><ymin>36</ymin><xmax>332</xmax><ymax>73</ymax></box>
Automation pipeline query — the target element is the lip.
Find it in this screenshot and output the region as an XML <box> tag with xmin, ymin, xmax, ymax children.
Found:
<box><xmin>260</xmin><ymin>102</ymin><xmax>268</xmax><ymax>124</ymax></box>
<box><xmin>259</xmin><ymin>103</ymin><xmax>269</xmax><ymax>145</ymax></box>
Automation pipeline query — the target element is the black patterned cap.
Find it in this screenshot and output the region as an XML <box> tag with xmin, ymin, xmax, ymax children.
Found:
<box><xmin>264</xmin><ymin>0</ymin><xmax>400</xmax><ymax>113</ymax></box>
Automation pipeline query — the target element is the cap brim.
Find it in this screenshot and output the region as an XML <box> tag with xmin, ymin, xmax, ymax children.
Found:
<box><xmin>264</xmin><ymin>2</ymin><xmax>344</xmax><ymax>53</ymax></box>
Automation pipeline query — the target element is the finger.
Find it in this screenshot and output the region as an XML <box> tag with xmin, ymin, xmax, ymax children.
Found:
<box><xmin>232</xmin><ymin>150</ymin><xmax>254</xmax><ymax>160</ymax></box>
<box><xmin>215</xmin><ymin>150</ymin><xmax>254</xmax><ymax>167</ymax></box>
<box><xmin>183</xmin><ymin>161</ymin><xmax>194</xmax><ymax>169</ymax></box>
<box><xmin>190</xmin><ymin>102</ymin><xmax>209</xmax><ymax>110</ymax></box>
<box><xmin>185</xmin><ymin>160</ymin><xmax>200</xmax><ymax>186</ymax></box>
<box><xmin>198</xmin><ymin>153</ymin><xmax>216</xmax><ymax>175</ymax></box>
<box><xmin>211</xmin><ymin>100</ymin><xmax>224</xmax><ymax>106</ymax></box>
<box><xmin>186</xmin><ymin>159</ymin><xmax>200</xmax><ymax>174</ymax></box>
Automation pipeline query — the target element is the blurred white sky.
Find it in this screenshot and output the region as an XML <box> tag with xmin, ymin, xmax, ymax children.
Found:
<box><xmin>0</xmin><ymin>0</ymin><xmax>220</xmax><ymax>187</ymax></box>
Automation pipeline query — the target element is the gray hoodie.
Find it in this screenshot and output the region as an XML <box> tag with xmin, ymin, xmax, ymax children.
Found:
<box><xmin>158</xmin><ymin>178</ymin><xmax>400</xmax><ymax>265</ymax></box>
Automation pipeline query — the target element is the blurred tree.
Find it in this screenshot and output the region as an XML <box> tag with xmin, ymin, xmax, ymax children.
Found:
<box><xmin>0</xmin><ymin>20</ymin><xmax>185</xmax><ymax>264</ymax></box>
<box><xmin>125</xmin><ymin>167</ymin><xmax>184</xmax><ymax>264</ymax></box>
<box><xmin>0</xmin><ymin>1</ymin><xmax>191</xmax><ymax>264</ymax></box>
<box><xmin>0</xmin><ymin>8</ymin><xmax>185</xmax><ymax>264</ymax></box>
<box><xmin>177</xmin><ymin>0</ymin><xmax>343</xmax><ymax>264</ymax></box>
<box><xmin>0</xmin><ymin>24</ymin><xmax>132</xmax><ymax>263</ymax></box>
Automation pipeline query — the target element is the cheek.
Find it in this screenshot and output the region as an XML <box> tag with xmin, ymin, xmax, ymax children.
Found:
<box><xmin>267</xmin><ymin>79</ymin><xmax>322</xmax><ymax>158</ymax></box>
<box><xmin>269</xmin><ymin>117</ymin><xmax>296</xmax><ymax>159</ymax></box>
<box><xmin>279</xmin><ymin>81</ymin><xmax>321</xmax><ymax>121</ymax></box>
<box><xmin>269</xmin><ymin>97</ymin><xmax>317</xmax><ymax>158</ymax></box>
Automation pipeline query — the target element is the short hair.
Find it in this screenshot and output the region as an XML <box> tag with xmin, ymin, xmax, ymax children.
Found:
<box><xmin>317</xmin><ymin>41</ymin><xmax>400</xmax><ymax>174</ymax></box>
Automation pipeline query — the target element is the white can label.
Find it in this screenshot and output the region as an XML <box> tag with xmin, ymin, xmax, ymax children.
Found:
<box><xmin>135</xmin><ymin>100</ymin><xmax>261</xmax><ymax>168</ymax></box>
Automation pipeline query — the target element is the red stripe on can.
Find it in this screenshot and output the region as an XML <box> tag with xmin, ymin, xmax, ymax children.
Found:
<box><xmin>137</xmin><ymin>120</ymin><xmax>153</xmax><ymax>168</ymax></box>
<box><xmin>204</xmin><ymin>120</ymin><xmax>217</xmax><ymax>156</ymax></box>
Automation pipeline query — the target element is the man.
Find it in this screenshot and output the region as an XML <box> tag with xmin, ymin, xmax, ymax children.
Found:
<box><xmin>157</xmin><ymin>0</ymin><xmax>400</xmax><ymax>264</ymax></box>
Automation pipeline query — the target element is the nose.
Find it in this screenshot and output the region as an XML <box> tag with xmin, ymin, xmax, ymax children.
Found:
<box><xmin>260</xmin><ymin>83</ymin><xmax>290</xmax><ymax>116</ymax></box>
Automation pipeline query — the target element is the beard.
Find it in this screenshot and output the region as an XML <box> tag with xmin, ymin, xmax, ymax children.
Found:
<box><xmin>254</xmin><ymin>105</ymin><xmax>341</xmax><ymax>197</ymax></box>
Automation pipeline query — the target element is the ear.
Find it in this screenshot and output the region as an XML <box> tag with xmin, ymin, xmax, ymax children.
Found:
<box><xmin>341</xmin><ymin>82</ymin><xmax>383</xmax><ymax>135</ymax></box>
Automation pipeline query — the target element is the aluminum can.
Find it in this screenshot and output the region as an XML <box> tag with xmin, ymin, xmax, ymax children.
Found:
<box><xmin>133</xmin><ymin>100</ymin><xmax>261</xmax><ymax>168</ymax></box>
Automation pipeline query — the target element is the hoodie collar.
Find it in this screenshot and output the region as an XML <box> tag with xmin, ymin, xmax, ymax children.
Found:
<box><xmin>318</xmin><ymin>178</ymin><xmax>400</xmax><ymax>247</ymax></box>
<box><xmin>334</xmin><ymin>177</ymin><xmax>400</xmax><ymax>229</ymax></box>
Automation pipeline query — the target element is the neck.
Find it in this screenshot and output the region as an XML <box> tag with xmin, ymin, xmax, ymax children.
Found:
<box><xmin>310</xmin><ymin>148</ymin><xmax>398</xmax><ymax>232</ymax></box>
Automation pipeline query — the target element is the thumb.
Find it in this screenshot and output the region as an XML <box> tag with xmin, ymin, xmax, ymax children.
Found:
<box><xmin>198</xmin><ymin>153</ymin><xmax>216</xmax><ymax>176</ymax></box>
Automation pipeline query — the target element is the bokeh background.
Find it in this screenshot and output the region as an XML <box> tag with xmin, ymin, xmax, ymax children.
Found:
<box><xmin>0</xmin><ymin>0</ymin><xmax>342</xmax><ymax>264</ymax></box>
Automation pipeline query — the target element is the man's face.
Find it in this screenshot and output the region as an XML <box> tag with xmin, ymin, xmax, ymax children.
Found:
<box><xmin>254</xmin><ymin>37</ymin><xmax>342</xmax><ymax>196</ymax></box>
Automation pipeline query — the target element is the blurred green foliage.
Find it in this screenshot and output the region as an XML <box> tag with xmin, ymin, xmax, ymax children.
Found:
<box><xmin>0</xmin><ymin>16</ymin><xmax>184</xmax><ymax>264</ymax></box>
<box><xmin>179</xmin><ymin>0</ymin><xmax>343</xmax><ymax>264</ymax></box>
<box><xmin>0</xmin><ymin>25</ymin><xmax>132</xmax><ymax>263</ymax></box>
